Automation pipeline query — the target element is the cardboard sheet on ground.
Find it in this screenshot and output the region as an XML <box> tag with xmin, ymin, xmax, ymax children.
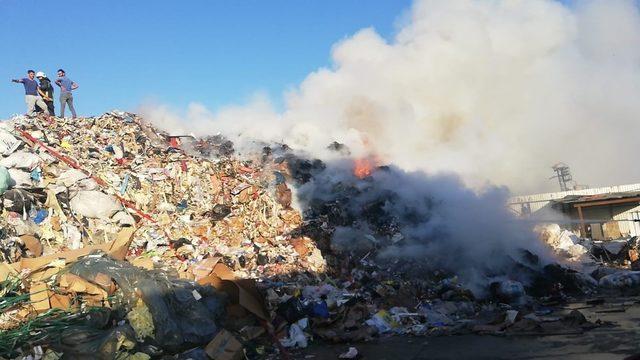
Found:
<box><xmin>205</xmin><ymin>329</ymin><xmax>244</xmax><ymax>360</ymax></box>
<box><xmin>29</xmin><ymin>282</ymin><xmax>50</xmax><ymax>313</ymax></box>
<box><xmin>195</xmin><ymin>257</ymin><xmax>269</xmax><ymax>321</ymax></box>
<box><xmin>59</xmin><ymin>273</ymin><xmax>108</xmax><ymax>297</ymax></box>
<box><xmin>0</xmin><ymin>262</ymin><xmax>18</xmax><ymax>282</ymax></box>
<box><xmin>5</xmin><ymin>227</ymin><xmax>135</xmax><ymax>277</ymax></box>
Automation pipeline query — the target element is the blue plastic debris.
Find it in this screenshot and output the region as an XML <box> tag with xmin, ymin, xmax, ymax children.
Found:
<box><xmin>33</xmin><ymin>209</ymin><xmax>48</xmax><ymax>224</ymax></box>
<box><xmin>120</xmin><ymin>173</ymin><xmax>130</xmax><ymax>195</ymax></box>
<box><xmin>177</xmin><ymin>199</ymin><xmax>188</xmax><ymax>211</ymax></box>
<box><xmin>30</xmin><ymin>168</ymin><xmax>41</xmax><ymax>181</ymax></box>
<box><xmin>274</xmin><ymin>171</ymin><xmax>286</xmax><ymax>185</ymax></box>
<box><xmin>312</xmin><ymin>301</ymin><xmax>330</xmax><ymax>318</ymax></box>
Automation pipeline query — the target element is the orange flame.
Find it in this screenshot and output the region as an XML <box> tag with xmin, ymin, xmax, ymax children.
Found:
<box><xmin>353</xmin><ymin>158</ymin><xmax>376</xmax><ymax>179</ymax></box>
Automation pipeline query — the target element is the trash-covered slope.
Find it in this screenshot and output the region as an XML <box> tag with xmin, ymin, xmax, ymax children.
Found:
<box><xmin>3</xmin><ymin>112</ymin><xmax>320</xmax><ymax>275</ymax></box>
<box><xmin>0</xmin><ymin>112</ymin><xmax>314</xmax><ymax>359</ymax></box>
<box><xmin>0</xmin><ymin>112</ymin><xmax>639</xmax><ymax>359</ymax></box>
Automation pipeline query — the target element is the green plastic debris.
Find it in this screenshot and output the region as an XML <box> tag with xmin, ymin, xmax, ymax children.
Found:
<box><xmin>42</xmin><ymin>349</ymin><xmax>63</xmax><ymax>360</ymax></box>
<box><xmin>115</xmin><ymin>351</ymin><xmax>151</xmax><ymax>360</ymax></box>
<box><xmin>126</xmin><ymin>299</ymin><xmax>155</xmax><ymax>341</ymax></box>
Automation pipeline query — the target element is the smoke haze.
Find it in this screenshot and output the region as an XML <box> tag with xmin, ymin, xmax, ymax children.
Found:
<box><xmin>136</xmin><ymin>0</ymin><xmax>640</xmax><ymax>292</ymax></box>
<box><xmin>295</xmin><ymin>161</ymin><xmax>553</xmax><ymax>292</ymax></box>
<box><xmin>142</xmin><ymin>0</ymin><xmax>640</xmax><ymax>195</ymax></box>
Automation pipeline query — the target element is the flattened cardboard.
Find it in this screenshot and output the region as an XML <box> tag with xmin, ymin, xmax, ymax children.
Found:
<box><xmin>0</xmin><ymin>262</ymin><xmax>18</xmax><ymax>282</ymax></box>
<box><xmin>130</xmin><ymin>257</ymin><xmax>154</xmax><ymax>270</ymax></box>
<box><xmin>204</xmin><ymin>329</ymin><xmax>243</xmax><ymax>360</ymax></box>
<box><xmin>29</xmin><ymin>266</ymin><xmax>64</xmax><ymax>283</ymax></box>
<box><xmin>93</xmin><ymin>272</ymin><xmax>116</xmax><ymax>294</ymax></box>
<box><xmin>196</xmin><ymin>258</ymin><xmax>269</xmax><ymax>321</ymax></box>
<box><xmin>192</xmin><ymin>257</ymin><xmax>221</xmax><ymax>280</ymax></box>
<box><xmin>20</xmin><ymin>235</ymin><xmax>43</xmax><ymax>257</ymax></box>
<box><xmin>30</xmin><ymin>282</ymin><xmax>51</xmax><ymax>313</ymax></box>
<box><xmin>59</xmin><ymin>273</ymin><xmax>108</xmax><ymax>297</ymax></box>
<box><xmin>49</xmin><ymin>292</ymin><xmax>72</xmax><ymax>310</ymax></box>
<box><xmin>10</xmin><ymin>227</ymin><xmax>135</xmax><ymax>272</ymax></box>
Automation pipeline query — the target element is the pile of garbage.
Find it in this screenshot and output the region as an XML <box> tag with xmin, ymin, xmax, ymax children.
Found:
<box><xmin>534</xmin><ymin>224</ymin><xmax>640</xmax><ymax>296</ymax></box>
<box><xmin>0</xmin><ymin>112</ymin><xmax>305</xmax><ymax>359</ymax></box>
<box><xmin>536</xmin><ymin>224</ymin><xmax>592</xmax><ymax>261</ymax></box>
<box><xmin>0</xmin><ymin>112</ymin><xmax>638</xmax><ymax>359</ymax></box>
<box><xmin>536</xmin><ymin>223</ymin><xmax>640</xmax><ymax>269</ymax></box>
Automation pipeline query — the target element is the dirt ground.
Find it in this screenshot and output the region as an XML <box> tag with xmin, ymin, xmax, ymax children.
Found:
<box><xmin>296</xmin><ymin>298</ymin><xmax>640</xmax><ymax>360</ymax></box>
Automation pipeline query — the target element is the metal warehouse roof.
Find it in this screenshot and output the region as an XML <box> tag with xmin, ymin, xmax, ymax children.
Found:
<box><xmin>553</xmin><ymin>191</ymin><xmax>640</xmax><ymax>206</ymax></box>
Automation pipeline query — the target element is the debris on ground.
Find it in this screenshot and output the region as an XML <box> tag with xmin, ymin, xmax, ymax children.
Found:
<box><xmin>0</xmin><ymin>112</ymin><xmax>636</xmax><ymax>359</ymax></box>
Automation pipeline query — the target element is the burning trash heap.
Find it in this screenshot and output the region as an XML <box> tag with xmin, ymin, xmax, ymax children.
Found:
<box><xmin>0</xmin><ymin>112</ymin><xmax>637</xmax><ymax>359</ymax></box>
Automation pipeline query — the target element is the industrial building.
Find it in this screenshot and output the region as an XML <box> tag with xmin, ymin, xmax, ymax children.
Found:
<box><xmin>509</xmin><ymin>183</ymin><xmax>640</xmax><ymax>240</ymax></box>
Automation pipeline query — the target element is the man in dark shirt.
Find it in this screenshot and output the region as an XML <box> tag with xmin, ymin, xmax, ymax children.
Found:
<box><xmin>11</xmin><ymin>70</ymin><xmax>50</xmax><ymax>116</ymax></box>
<box><xmin>35</xmin><ymin>72</ymin><xmax>55</xmax><ymax>116</ymax></box>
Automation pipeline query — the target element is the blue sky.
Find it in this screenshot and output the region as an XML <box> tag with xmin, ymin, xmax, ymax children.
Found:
<box><xmin>0</xmin><ymin>0</ymin><xmax>412</xmax><ymax>118</ymax></box>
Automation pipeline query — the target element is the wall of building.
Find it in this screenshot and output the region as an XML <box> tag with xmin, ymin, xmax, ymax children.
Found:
<box><xmin>508</xmin><ymin>183</ymin><xmax>640</xmax><ymax>238</ymax></box>
<box><xmin>509</xmin><ymin>183</ymin><xmax>640</xmax><ymax>215</ymax></box>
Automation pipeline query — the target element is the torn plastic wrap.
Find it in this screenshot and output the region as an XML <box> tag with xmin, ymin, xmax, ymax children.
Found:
<box><xmin>68</xmin><ymin>254</ymin><xmax>227</xmax><ymax>352</ymax></box>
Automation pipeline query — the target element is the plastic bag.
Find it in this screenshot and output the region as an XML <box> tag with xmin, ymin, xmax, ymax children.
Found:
<box><xmin>0</xmin><ymin>150</ymin><xmax>41</xmax><ymax>170</ymax></box>
<box><xmin>280</xmin><ymin>321</ymin><xmax>308</xmax><ymax>348</ymax></box>
<box><xmin>34</xmin><ymin>209</ymin><xmax>48</xmax><ymax>224</ymax></box>
<box><xmin>417</xmin><ymin>306</ymin><xmax>453</xmax><ymax>327</ymax></box>
<box><xmin>0</xmin><ymin>166</ymin><xmax>10</xmax><ymax>194</ymax></box>
<box><xmin>490</xmin><ymin>280</ymin><xmax>525</xmax><ymax>304</ymax></box>
<box><xmin>0</xmin><ymin>130</ymin><xmax>21</xmax><ymax>156</ymax></box>
<box><xmin>61</xmin><ymin>223</ymin><xmax>82</xmax><ymax>249</ymax></box>
<box><xmin>69</xmin><ymin>255</ymin><xmax>226</xmax><ymax>352</ymax></box>
<box><xmin>365</xmin><ymin>310</ymin><xmax>398</xmax><ymax>333</ymax></box>
<box><xmin>599</xmin><ymin>271</ymin><xmax>640</xmax><ymax>289</ymax></box>
<box><xmin>57</xmin><ymin>169</ymin><xmax>90</xmax><ymax>187</ymax></box>
<box><xmin>276</xmin><ymin>297</ymin><xmax>307</xmax><ymax>323</ymax></box>
<box><xmin>3</xmin><ymin>188</ymin><xmax>35</xmax><ymax>213</ymax></box>
<box><xmin>8</xmin><ymin>168</ymin><xmax>32</xmax><ymax>188</ymax></box>
<box><xmin>52</xmin><ymin>325</ymin><xmax>138</xmax><ymax>360</ymax></box>
<box><xmin>70</xmin><ymin>191</ymin><xmax>121</xmax><ymax>219</ymax></box>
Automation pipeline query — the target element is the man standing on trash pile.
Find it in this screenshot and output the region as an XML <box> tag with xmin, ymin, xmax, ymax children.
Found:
<box><xmin>11</xmin><ymin>70</ymin><xmax>50</xmax><ymax>117</ymax></box>
<box><xmin>36</xmin><ymin>71</ymin><xmax>55</xmax><ymax>116</ymax></box>
<box><xmin>55</xmin><ymin>68</ymin><xmax>78</xmax><ymax>118</ymax></box>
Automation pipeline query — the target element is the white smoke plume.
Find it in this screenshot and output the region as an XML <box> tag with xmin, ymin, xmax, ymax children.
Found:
<box><xmin>142</xmin><ymin>0</ymin><xmax>640</xmax><ymax>194</ymax></box>
<box><xmin>139</xmin><ymin>0</ymin><xmax>640</xmax><ymax>293</ymax></box>
<box><xmin>294</xmin><ymin>161</ymin><xmax>554</xmax><ymax>292</ymax></box>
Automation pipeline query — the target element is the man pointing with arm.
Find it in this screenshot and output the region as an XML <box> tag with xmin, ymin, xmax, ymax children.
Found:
<box><xmin>12</xmin><ymin>70</ymin><xmax>50</xmax><ymax>117</ymax></box>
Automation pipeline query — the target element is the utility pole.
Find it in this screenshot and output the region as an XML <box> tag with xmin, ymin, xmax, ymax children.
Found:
<box><xmin>550</xmin><ymin>163</ymin><xmax>573</xmax><ymax>191</ymax></box>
